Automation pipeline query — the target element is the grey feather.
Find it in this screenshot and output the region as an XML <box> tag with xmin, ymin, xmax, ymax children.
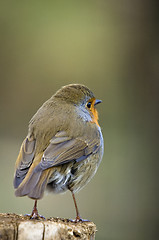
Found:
<box><xmin>13</xmin><ymin>137</ymin><xmax>35</xmax><ymax>188</ymax></box>
<box><xmin>36</xmin><ymin>131</ymin><xmax>100</xmax><ymax>170</ymax></box>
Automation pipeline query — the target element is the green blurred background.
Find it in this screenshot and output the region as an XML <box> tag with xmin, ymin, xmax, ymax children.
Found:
<box><xmin>0</xmin><ymin>1</ymin><xmax>158</xmax><ymax>239</ymax></box>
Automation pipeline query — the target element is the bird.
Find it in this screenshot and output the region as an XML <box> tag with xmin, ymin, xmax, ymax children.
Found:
<box><xmin>13</xmin><ymin>84</ymin><xmax>104</xmax><ymax>222</ymax></box>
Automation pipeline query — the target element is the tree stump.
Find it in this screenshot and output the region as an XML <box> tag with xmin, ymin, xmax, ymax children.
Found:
<box><xmin>0</xmin><ymin>213</ymin><xmax>96</xmax><ymax>240</ymax></box>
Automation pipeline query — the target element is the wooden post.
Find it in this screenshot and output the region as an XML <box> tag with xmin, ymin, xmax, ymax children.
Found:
<box><xmin>0</xmin><ymin>213</ymin><xmax>96</xmax><ymax>240</ymax></box>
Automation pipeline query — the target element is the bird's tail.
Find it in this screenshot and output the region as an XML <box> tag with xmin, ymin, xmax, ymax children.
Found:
<box><xmin>15</xmin><ymin>153</ymin><xmax>52</xmax><ymax>199</ymax></box>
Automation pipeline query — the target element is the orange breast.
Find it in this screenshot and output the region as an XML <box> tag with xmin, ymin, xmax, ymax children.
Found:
<box><xmin>90</xmin><ymin>99</ymin><xmax>100</xmax><ymax>127</ymax></box>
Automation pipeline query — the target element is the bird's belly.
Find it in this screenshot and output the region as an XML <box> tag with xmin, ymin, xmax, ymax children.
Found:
<box><xmin>46</xmin><ymin>151</ymin><xmax>102</xmax><ymax>194</ymax></box>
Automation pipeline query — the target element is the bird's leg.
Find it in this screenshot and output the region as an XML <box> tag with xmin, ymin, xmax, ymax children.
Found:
<box><xmin>25</xmin><ymin>200</ymin><xmax>45</xmax><ymax>219</ymax></box>
<box><xmin>71</xmin><ymin>191</ymin><xmax>81</xmax><ymax>222</ymax></box>
<box><xmin>70</xmin><ymin>190</ymin><xmax>89</xmax><ymax>222</ymax></box>
<box><xmin>30</xmin><ymin>200</ymin><xmax>39</xmax><ymax>219</ymax></box>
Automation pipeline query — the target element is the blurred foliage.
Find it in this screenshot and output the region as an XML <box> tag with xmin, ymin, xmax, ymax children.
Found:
<box><xmin>0</xmin><ymin>1</ymin><xmax>158</xmax><ymax>239</ymax></box>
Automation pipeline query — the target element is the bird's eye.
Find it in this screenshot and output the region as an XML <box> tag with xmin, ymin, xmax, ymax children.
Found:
<box><xmin>87</xmin><ymin>102</ymin><xmax>92</xmax><ymax>108</ymax></box>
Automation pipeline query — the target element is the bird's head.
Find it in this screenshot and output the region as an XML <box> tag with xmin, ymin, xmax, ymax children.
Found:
<box><xmin>54</xmin><ymin>84</ymin><xmax>102</xmax><ymax>126</ymax></box>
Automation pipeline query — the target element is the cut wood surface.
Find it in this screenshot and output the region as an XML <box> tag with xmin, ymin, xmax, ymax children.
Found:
<box><xmin>0</xmin><ymin>213</ymin><xmax>96</xmax><ymax>240</ymax></box>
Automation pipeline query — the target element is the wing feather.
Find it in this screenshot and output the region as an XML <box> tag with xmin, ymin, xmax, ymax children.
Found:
<box><xmin>14</xmin><ymin>130</ymin><xmax>101</xmax><ymax>199</ymax></box>
<box><xmin>36</xmin><ymin>132</ymin><xmax>100</xmax><ymax>171</ymax></box>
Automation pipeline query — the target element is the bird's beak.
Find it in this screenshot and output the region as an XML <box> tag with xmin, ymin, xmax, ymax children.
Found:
<box><xmin>94</xmin><ymin>99</ymin><xmax>102</xmax><ymax>106</ymax></box>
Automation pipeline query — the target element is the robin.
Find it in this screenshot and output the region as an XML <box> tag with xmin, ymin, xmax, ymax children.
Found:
<box><xmin>13</xmin><ymin>84</ymin><xmax>104</xmax><ymax>222</ymax></box>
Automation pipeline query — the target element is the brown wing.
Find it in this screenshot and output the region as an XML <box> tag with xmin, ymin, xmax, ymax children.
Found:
<box><xmin>36</xmin><ymin>133</ymin><xmax>100</xmax><ymax>171</ymax></box>
<box><xmin>15</xmin><ymin>132</ymin><xmax>100</xmax><ymax>199</ymax></box>
<box><xmin>13</xmin><ymin>137</ymin><xmax>36</xmax><ymax>189</ymax></box>
<box><xmin>15</xmin><ymin>131</ymin><xmax>100</xmax><ymax>199</ymax></box>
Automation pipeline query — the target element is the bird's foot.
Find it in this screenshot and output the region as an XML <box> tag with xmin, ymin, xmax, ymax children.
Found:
<box><xmin>70</xmin><ymin>215</ymin><xmax>90</xmax><ymax>223</ymax></box>
<box><xmin>24</xmin><ymin>212</ymin><xmax>45</xmax><ymax>220</ymax></box>
<box><xmin>25</xmin><ymin>200</ymin><xmax>45</xmax><ymax>220</ymax></box>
